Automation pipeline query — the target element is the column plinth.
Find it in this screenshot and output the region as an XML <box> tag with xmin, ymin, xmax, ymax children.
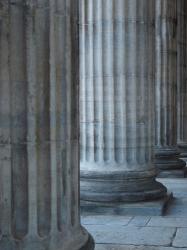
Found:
<box><xmin>0</xmin><ymin>1</ymin><xmax>94</xmax><ymax>249</ymax></box>
<box><xmin>81</xmin><ymin>168</ymin><xmax>166</xmax><ymax>202</ymax></box>
<box><xmin>80</xmin><ymin>0</ymin><xmax>169</xmax><ymax>212</ymax></box>
<box><xmin>155</xmin><ymin>147</ymin><xmax>186</xmax><ymax>177</ymax></box>
<box><xmin>178</xmin><ymin>143</ymin><xmax>187</xmax><ymax>159</ymax></box>
<box><xmin>155</xmin><ymin>0</ymin><xmax>186</xmax><ymax>177</ymax></box>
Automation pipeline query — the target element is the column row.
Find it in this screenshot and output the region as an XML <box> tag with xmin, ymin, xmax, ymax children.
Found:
<box><xmin>177</xmin><ymin>0</ymin><xmax>187</xmax><ymax>161</ymax></box>
<box><xmin>155</xmin><ymin>0</ymin><xmax>186</xmax><ymax>177</ymax></box>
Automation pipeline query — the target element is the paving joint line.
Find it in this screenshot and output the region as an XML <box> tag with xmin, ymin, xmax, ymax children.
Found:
<box><xmin>170</xmin><ymin>227</ymin><xmax>178</xmax><ymax>247</ymax></box>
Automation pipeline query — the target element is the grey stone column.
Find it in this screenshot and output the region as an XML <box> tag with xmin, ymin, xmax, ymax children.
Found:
<box><xmin>177</xmin><ymin>0</ymin><xmax>187</xmax><ymax>162</ymax></box>
<box><xmin>155</xmin><ymin>0</ymin><xmax>186</xmax><ymax>177</ymax></box>
<box><xmin>0</xmin><ymin>1</ymin><xmax>94</xmax><ymax>249</ymax></box>
<box><xmin>80</xmin><ymin>0</ymin><xmax>167</xmax><ymax>207</ymax></box>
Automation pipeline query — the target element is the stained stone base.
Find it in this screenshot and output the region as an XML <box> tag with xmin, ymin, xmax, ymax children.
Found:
<box><xmin>155</xmin><ymin>147</ymin><xmax>186</xmax><ymax>178</ymax></box>
<box><xmin>80</xmin><ymin>234</ymin><xmax>95</xmax><ymax>250</ymax></box>
<box><xmin>181</xmin><ymin>157</ymin><xmax>187</xmax><ymax>164</ymax></box>
<box><xmin>0</xmin><ymin>231</ymin><xmax>95</xmax><ymax>250</ymax></box>
<box><xmin>178</xmin><ymin>143</ymin><xmax>187</xmax><ymax>164</ymax></box>
<box><xmin>157</xmin><ymin>168</ymin><xmax>187</xmax><ymax>178</ymax></box>
<box><xmin>180</xmin><ymin>154</ymin><xmax>187</xmax><ymax>159</ymax></box>
<box><xmin>81</xmin><ymin>192</ymin><xmax>173</xmax><ymax>216</ymax></box>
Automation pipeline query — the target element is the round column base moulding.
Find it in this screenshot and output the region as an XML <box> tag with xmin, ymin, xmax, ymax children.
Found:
<box><xmin>155</xmin><ymin>147</ymin><xmax>186</xmax><ymax>170</ymax></box>
<box><xmin>79</xmin><ymin>233</ymin><xmax>95</xmax><ymax>250</ymax></box>
<box><xmin>0</xmin><ymin>229</ymin><xmax>94</xmax><ymax>250</ymax></box>
<box><xmin>80</xmin><ymin>169</ymin><xmax>167</xmax><ymax>203</ymax></box>
<box><xmin>178</xmin><ymin>143</ymin><xmax>187</xmax><ymax>158</ymax></box>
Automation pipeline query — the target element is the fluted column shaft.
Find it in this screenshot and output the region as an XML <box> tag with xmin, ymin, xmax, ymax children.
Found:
<box><xmin>80</xmin><ymin>0</ymin><xmax>167</xmax><ymax>203</ymax></box>
<box><xmin>177</xmin><ymin>0</ymin><xmax>187</xmax><ymax>159</ymax></box>
<box><xmin>155</xmin><ymin>0</ymin><xmax>186</xmax><ymax>175</ymax></box>
<box><xmin>0</xmin><ymin>1</ymin><xmax>93</xmax><ymax>249</ymax></box>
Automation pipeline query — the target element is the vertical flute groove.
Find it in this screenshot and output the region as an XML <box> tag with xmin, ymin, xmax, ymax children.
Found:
<box><xmin>80</xmin><ymin>0</ymin><xmax>86</xmax><ymax>163</ymax></box>
<box><xmin>87</xmin><ymin>0</ymin><xmax>94</xmax><ymax>163</ymax></box>
<box><xmin>156</xmin><ymin>0</ymin><xmax>177</xmax><ymax>148</ymax></box>
<box><xmin>0</xmin><ymin>1</ymin><xmax>12</xmax><ymax>236</ymax></box>
<box><xmin>26</xmin><ymin>0</ymin><xmax>38</xmax><ymax>235</ymax></box>
<box><xmin>103</xmin><ymin>0</ymin><xmax>115</xmax><ymax>163</ymax></box>
<box><xmin>114</xmin><ymin>0</ymin><xmax>125</xmax><ymax>164</ymax></box>
<box><xmin>93</xmin><ymin>0</ymin><xmax>104</xmax><ymax>163</ymax></box>
<box><xmin>49</xmin><ymin>0</ymin><xmax>58</xmax><ymax>233</ymax></box>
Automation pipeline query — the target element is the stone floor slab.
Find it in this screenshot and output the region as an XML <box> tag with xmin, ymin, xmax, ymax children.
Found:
<box><xmin>158</xmin><ymin>179</ymin><xmax>187</xmax><ymax>198</ymax></box>
<box><xmin>173</xmin><ymin>228</ymin><xmax>187</xmax><ymax>248</ymax></box>
<box><xmin>80</xmin><ymin>179</ymin><xmax>187</xmax><ymax>249</ymax></box>
<box><xmin>148</xmin><ymin>217</ymin><xmax>187</xmax><ymax>227</ymax></box>
<box><xmin>95</xmin><ymin>245</ymin><xmax>187</xmax><ymax>250</ymax></box>
<box><xmin>84</xmin><ymin>225</ymin><xmax>176</xmax><ymax>246</ymax></box>
<box><xmin>81</xmin><ymin>215</ymin><xmax>132</xmax><ymax>226</ymax></box>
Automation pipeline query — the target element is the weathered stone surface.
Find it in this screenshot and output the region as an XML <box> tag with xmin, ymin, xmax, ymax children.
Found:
<box><xmin>0</xmin><ymin>0</ymin><xmax>94</xmax><ymax>249</ymax></box>
<box><xmin>155</xmin><ymin>0</ymin><xmax>186</xmax><ymax>176</ymax></box>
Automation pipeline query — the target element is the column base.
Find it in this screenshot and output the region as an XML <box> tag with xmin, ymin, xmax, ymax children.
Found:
<box><xmin>0</xmin><ymin>230</ymin><xmax>95</xmax><ymax>250</ymax></box>
<box><xmin>81</xmin><ymin>169</ymin><xmax>167</xmax><ymax>203</ymax></box>
<box><xmin>80</xmin><ymin>233</ymin><xmax>95</xmax><ymax>250</ymax></box>
<box><xmin>81</xmin><ymin>192</ymin><xmax>173</xmax><ymax>216</ymax></box>
<box><xmin>155</xmin><ymin>147</ymin><xmax>186</xmax><ymax>175</ymax></box>
<box><xmin>178</xmin><ymin>142</ymin><xmax>187</xmax><ymax>160</ymax></box>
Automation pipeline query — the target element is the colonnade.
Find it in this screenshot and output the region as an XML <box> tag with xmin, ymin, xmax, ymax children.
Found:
<box><xmin>155</xmin><ymin>0</ymin><xmax>186</xmax><ymax>177</ymax></box>
<box><xmin>80</xmin><ymin>0</ymin><xmax>187</xmax><ymax>207</ymax></box>
<box><xmin>0</xmin><ymin>0</ymin><xmax>187</xmax><ymax>249</ymax></box>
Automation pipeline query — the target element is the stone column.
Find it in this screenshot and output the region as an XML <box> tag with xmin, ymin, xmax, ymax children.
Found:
<box><xmin>155</xmin><ymin>0</ymin><xmax>186</xmax><ymax>177</ymax></box>
<box><xmin>0</xmin><ymin>1</ymin><xmax>94</xmax><ymax>249</ymax></box>
<box><xmin>80</xmin><ymin>0</ymin><xmax>168</xmax><ymax>212</ymax></box>
<box><xmin>177</xmin><ymin>0</ymin><xmax>187</xmax><ymax>163</ymax></box>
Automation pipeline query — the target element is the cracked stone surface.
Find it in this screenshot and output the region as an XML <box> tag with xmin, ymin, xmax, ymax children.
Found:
<box><xmin>173</xmin><ymin>228</ymin><xmax>187</xmax><ymax>247</ymax></box>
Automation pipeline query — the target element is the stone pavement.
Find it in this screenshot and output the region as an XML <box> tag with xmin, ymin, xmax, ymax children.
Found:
<box><xmin>81</xmin><ymin>178</ymin><xmax>187</xmax><ymax>250</ymax></box>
